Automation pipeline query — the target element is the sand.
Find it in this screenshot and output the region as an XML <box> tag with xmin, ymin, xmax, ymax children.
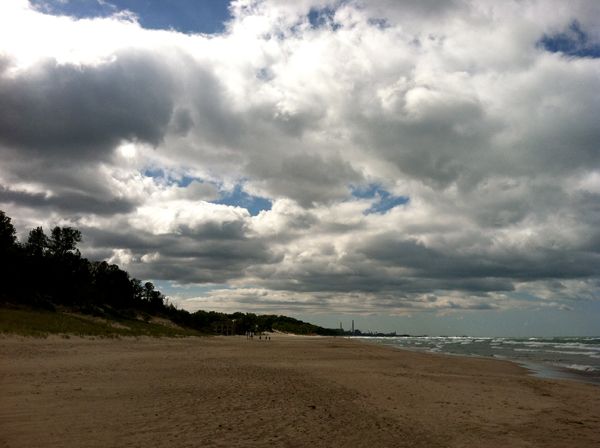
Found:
<box><xmin>1</xmin><ymin>335</ymin><xmax>599</xmax><ymax>448</ymax></box>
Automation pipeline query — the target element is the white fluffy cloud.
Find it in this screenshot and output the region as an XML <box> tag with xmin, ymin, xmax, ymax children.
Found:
<box><xmin>1</xmin><ymin>0</ymin><xmax>599</xmax><ymax>321</ymax></box>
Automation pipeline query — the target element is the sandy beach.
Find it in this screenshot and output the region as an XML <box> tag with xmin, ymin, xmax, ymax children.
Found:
<box><xmin>1</xmin><ymin>335</ymin><xmax>599</xmax><ymax>448</ymax></box>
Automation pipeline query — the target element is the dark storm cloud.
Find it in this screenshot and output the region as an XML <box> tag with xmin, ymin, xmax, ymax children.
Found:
<box><xmin>247</xmin><ymin>153</ymin><xmax>363</xmax><ymax>206</ymax></box>
<box><xmin>132</xmin><ymin>240</ymin><xmax>278</xmax><ymax>284</ymax></box>
<box><xmin>81</xmin><ymin>223</ymin><xmax>280</xmax><ymax>284</ymax></box>
<box><xmin>359</xmin><ymin>235</ymin><xmax>600</xmax><ymax>282</ymax></box>
<box><xmin>0</xmin><ymin>186</ymin><xmax>135</xmax><ymax>215</ymax></box>
<box><xmin>0</xmin><ymin>50</ymin><xmax>175</xmax><ymax>159</ymax></box>
<box><xmin>83</xmin><ymin>218</ymin><xmax>253</xmax><ymax>250</ymax></box>
<box><xmin>349</xmin><ymin>91</ymin><xmax>500</xmax><ymax>188</ymax></box>
<box><xmin>250</xmin><ymin>255</ymin><xmax>517</xmax><ymax>296</ymax></box>
<box><xmin>185</xmin><ymin>70</ymin><xmax>247</xmax><ymax>149</ymax></box>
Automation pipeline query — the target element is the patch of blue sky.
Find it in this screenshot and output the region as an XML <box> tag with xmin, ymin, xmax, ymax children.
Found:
<box><xmin>175</xmin><ymin>175</ymin><xmax>200</xmax><ymax>188</ymax></box>
<box><xmin>214</xmin><ymin>184</ymin><xmax>272</xmax><ymax>216</ymax></box>
<box><xmin>538</xmin><ymin>20</ymin><xmax>600</xmax><ymax>58</ymax></box>
<box><xmin>367</xmin><ymin>18</ymin><xmax>391</xmax><ymax>29</ymax></box>
<box><xmin>350</xmin><ymin>184</ymin><xmax>409</xmax><ymax>214</ymax></box>
<box><xmin>150</xmin><ymin>281</ymin><xmax>229</xmax><ymax>300</ymax></box>
<box><xmin>143</xmin><ymin>167</ymin><xmax>166</xmax><ymax>180</ymax></box>
<box><xmin>142</xmin><ymin>169</ymin><xmax>271</xmax><ymax>215</ymax></box>
<box><xmin>142</xmin><ymin>168</ymin><xmax>205</xmax><ymax>188</ymax></box>
<box><xmin>351</xmin><ymin>183</ymin><xmax>382</xmax><ymax>199</ymax></box>
<box><xmin>256</xmin><ymin>67</ymin><xmax>275</xmax><ymax>82</ymax></box>
<box><xmin>30</xmin><ymin>0</ymin><xmax>232</xmax><ymax>34</ymax></box>
<box><xmin>307</xmin><ymin>5</ymin><xmax>342</xmax><ymax>31</ymax></box>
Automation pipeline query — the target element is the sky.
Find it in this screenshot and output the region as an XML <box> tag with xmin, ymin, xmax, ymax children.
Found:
<box><xmin>1</xmin><ymin>0</ymin><xmax>599</xmax><ymax>336</ymax></box>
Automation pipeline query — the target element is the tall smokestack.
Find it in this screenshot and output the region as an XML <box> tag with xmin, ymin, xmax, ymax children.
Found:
<box><xmin>352</xmin><ymin>319</ymin><xmax>354</xmax><ymax>335</ymax></box>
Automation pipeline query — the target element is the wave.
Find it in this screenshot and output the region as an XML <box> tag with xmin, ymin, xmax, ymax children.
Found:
<box><xmin>555</xmin><ymin>363</ymin><xmax>598</xmax><ymax>373</ymax></box>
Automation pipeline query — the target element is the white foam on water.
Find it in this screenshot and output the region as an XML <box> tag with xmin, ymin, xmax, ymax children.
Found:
<box><xmin>555</xmin><ymin>363</ymin><xmax>598</xmax><ymax>372</ymax></box>
<box><xmin>557</xmin><ymin>344</ymin><xmax>600</xmax><ymax>352</ymax></box>
<box><xmin>546</xmin><ymin>350</ymin><xmax>599</xmax><ymax>356</ymax></box>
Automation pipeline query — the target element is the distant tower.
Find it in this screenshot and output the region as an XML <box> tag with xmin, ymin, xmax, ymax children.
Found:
<box><xmin>352</xmin><ymin>319</ymin><xmax>354</xmax><ymax>335</ymax></box>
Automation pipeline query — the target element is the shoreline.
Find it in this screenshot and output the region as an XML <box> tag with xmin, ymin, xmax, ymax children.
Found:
<box><xmin>368</xmin><ymin>341</ymin><xmax>600</xmax><ymax>386</ymax></box>
<box><xmin>350</xmin><ymin>335</ymin><xmax>600</xmax><ymax>387</ymax></box>
<box><xmin>2</xmin><ymin>335</ymin><xmax>600</xmax><ymax>447</ymax></box>
<box><xmin>515</xmin><ymin>359</ymin><xmax>600</xmax><ymax>386</ymax></box>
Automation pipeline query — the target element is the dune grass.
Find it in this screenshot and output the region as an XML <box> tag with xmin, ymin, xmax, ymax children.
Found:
<box><xmin>0</xmin><ymin>307</ymin><xmax>203</xmax><ymax>338</ymax></box>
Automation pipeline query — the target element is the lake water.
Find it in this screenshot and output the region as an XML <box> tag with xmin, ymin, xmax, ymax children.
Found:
<box><xmin>355</xmin><ymin>336</ymin><xmax>600</xmax><ymax>385</ymax></box>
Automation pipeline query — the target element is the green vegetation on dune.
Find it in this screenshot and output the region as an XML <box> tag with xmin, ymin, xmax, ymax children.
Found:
<box><xmin>0</xmin><ymin>306</ymin><xmax>338</xmax><ymax>338</ymax></box>
<box><xmin>0</xmin><ymin>307</ymin><xmax>203</xmax><ymax>338</ymax></box>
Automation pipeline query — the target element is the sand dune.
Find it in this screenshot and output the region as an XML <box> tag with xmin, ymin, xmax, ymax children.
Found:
<box><xmin>1</xmin><ymin>335</ymin><xmax>599</xmax><ymax>447</ymax></box>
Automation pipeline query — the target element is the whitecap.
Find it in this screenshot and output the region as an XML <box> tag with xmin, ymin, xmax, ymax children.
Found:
<box><xmin>555</xmin><ymin>363</ymin><xmax>598</xmax><ymax>372</ymax></box>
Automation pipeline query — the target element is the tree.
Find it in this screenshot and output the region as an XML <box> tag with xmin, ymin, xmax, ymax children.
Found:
<box><xmin>143</xmin><ymin>281</ymin><xmax>165</xmax><ymax>310</ymax></box>
<box><xmin>131</xmin><ymin>278</ymin><xmax>144</xmax><ymax>303</ymax></box>
<box><xmin>89</xmin><ymin>261</ymin><xmax>135</xmax><ymax>308</ymax></box>
<box><xmin>48</xmin><ymin>226</ymin><xmax>82</xmax><ymax>257</ymax></box>
<box><xmin>0</xmin><ymin>210</ymin><xmax>17</xmax><ymax>253</ymax></box>
<box><xmin>26</xmin><ymin>227</ymin><xmax>48</xmax><ymax>257</ymax></box>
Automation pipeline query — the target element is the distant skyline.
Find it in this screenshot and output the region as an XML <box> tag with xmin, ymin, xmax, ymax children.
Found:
<box><xmin>1</xmin><ymin>0</ymin><xmax>599</xmax><ymax>336</ymax></box>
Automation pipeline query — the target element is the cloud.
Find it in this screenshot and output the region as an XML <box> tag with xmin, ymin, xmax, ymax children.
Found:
<box><xmin>1</xmin><ymin>0</ymin><xmax>599</xmax><ymax>324</ymax></box>
<box><xmin>79</xmin><ymin>202</ymin><xmax>280</xmax><ymax>284</ymax></box>
<box><xmin>0</xmin><ymin>185</ymin><xmax>135</xmax><ymax>215</ymax></box>
<box><xmin>0</xmin><ymin>50</ymin><xmax>175</xmax><ymax>159</ymax></box>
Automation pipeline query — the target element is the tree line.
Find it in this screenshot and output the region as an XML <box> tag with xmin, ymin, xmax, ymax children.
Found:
<box><xmin>0</xmin><ymin>210</ymin><xmax>338</xmax><ymax>335</ymax></box>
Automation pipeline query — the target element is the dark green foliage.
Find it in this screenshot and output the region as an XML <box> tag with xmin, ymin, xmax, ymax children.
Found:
<box><xmin>0</xmin><ymin>210</ymin><xmax>17</xmax><ymax>252</ymax></box>
<box><xmin>0</xmin><ymin>209</ymin><xmax>338</xmax><ymax>337</ymax></box>
<box><xmin>166</xmin><ymin>309</ymin><xmax>339</xmax><ymax>336</ymax></box>
<box><xmin>0</xmin><ymin>210</ymin><xmax>152</xmax><ymax>313</ymax></box>
<box><xmin>90</xmin><ymin>261</ymin><xmax>134</xmax><ymax>308</ymax></box>
<box><xmin>143</xmin><ymin>281</ymin><xmax>166</xmax><ymax>311</ymax></box>
<box><xmin>48</xmin><ymin>226</ymin><xmax>82</xmax><ymax>257</ymax></box>
<box><xmin>25</xmin><ymin>227</ymin><xmax>48</xmax><ymax>257</ymax></box>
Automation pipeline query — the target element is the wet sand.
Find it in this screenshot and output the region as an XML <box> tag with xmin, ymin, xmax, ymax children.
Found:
<box><xmin>1</xmin><ymin>335</ymin><xmax>599</xmax><ymax>447</ymax></box>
